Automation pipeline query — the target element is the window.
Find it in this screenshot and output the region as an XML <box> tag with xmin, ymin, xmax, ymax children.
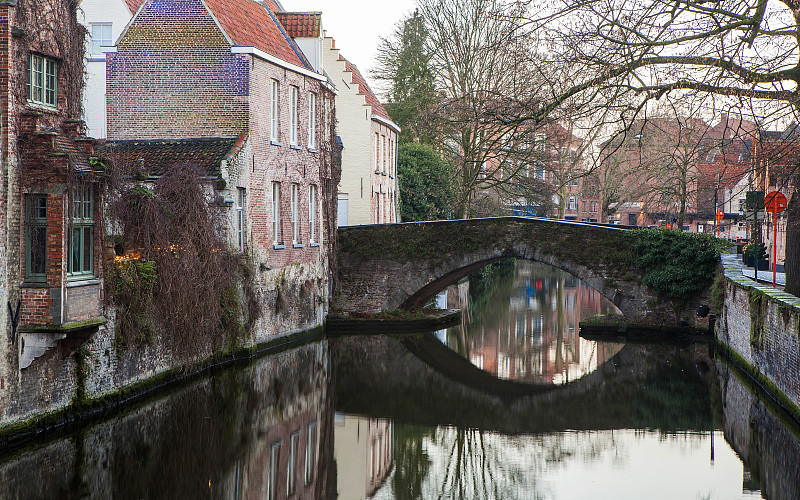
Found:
<box><xmin>534</xmin><ymin>133</ymin><xmax>546</xmax><ymax>152</ymax></box>
<box><xmin>567</xmin><ymin>195</ymin><xmax>577</xmax><ymax>211</ymax></box>
<box><xmin>308</xmin><ymin>92</ymin><xmax>316</xmax><ymax>149</ymax></box>
<box><xmin>590</xmin><ymin>201</ymin><xmax>598</xmax><ymax>213</ymax></box>
<box><xmin>28</xmin><ymin>54</ymin><xmax>57</xmax><ymax>107</ymax></box>
<box><xmin>271</xmin><ymin>80</ymin><xmax>279</xmax><ymax>141</ymax></box>
<box><xmin>268</xmin><ymin>441</ymin><xmax>281</xmax><ymax>500</ymax></box>
<box><xmin>382</xmin><ymin>135</ymin><xmax>387</xmax><ymax>173</ymax></box>
<box><xmin>305</xmin><ymin>422</ymin><xmax>317</xmax><ymax>485</ymax></box>
<box><xmin>272</xmin><ymin>182</ymin><xmax>281</xmax><ymax>244</ymax></box>
<box><xmin>90</xmin><ymin>24</ymin><xmax>112</xmax><ymax>57</ymax></box>
<box><xmin>374</xmin><ymin>133</ymin><xmax>380</xmax><ymax>171</ymax></box>
<box><xmin>288</xmin><ymin>431</ymin><xmax>299</xmax><ymax>495</ymax></box>
<box><xmin>236</xmin><ymin>187</ymin><xmax>245</xmax><ymax>252</ymax></box>
<box><xmin>25</xmin><ymin>195</ymin><xmax>47</xmax><ymax>281</ymax></box>
<box><xmin>309</xmin><ymin>185</ymin><xmax>317</xmax><ymax>243</ymax></box>
<box><xmin>290</xmin><ymin>86</ymin><xmax>299</xmax><ymax>145</ymax></box>
<box><xmin>68</xmin><ymin>185</ymin><xmax>94</xmax><ymax>278</ymax></box>
<box><xmin>291</xmin><ymin>183</ymin><xmax>300</xmax><ymax>244</ymax></box>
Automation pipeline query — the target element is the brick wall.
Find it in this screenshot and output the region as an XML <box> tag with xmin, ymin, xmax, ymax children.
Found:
<box><xmin>717</xmin><ymin>254</ymin><xmax>800</xmax><ymax>414</ymax></box>
<box><xmin>106</xmin><ymin>0</ymin><xmax>248</xmax><ymax>139</ymax></box>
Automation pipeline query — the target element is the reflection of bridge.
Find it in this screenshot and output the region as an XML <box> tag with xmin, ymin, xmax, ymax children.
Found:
<box><xmin>332</xmin><ymin>334</ymin><xmax>716</xmax><ymax>434</ymax></box>
<box><xmin>334</xmin><ymin>217</ymin><xmax>687</xmax><ymax>325</ymax></box>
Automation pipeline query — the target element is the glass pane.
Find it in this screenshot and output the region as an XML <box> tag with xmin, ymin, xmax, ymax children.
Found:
<box><xmin>30</xmin><ymin>226</ymin><xmax>47</xmax><ymax>275</ymax></box>
<box><xmin>36</xmin><ymin>196</ymin><xmax>47</xmax><ymax>219</ymax></box>
<box><xmin>83</xmin><ymin>227</ymin><xmax>93</xmax><ymax>272</ymax></box>
<box><xmin>72</xmin><ymin>228</ymin><xmax>81</xmax><ymax>272</ymax></box>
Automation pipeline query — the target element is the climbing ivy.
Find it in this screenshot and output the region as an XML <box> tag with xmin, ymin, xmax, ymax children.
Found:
<box><xmin>632</xmin><ymin>229</ymin><xmax>722</xmax><ymax>300</ymax></box>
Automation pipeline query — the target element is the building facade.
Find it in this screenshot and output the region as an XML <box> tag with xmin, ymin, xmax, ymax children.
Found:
<box><xmin>322</xmin><ymin>37</ymin><xmax>400</xmax><ymax>226</ymax></box>
<box><xmin>1</xmin><ymin>0</ymin><xmax>104</xmax><ymax>424</ymax></box>
<box><xmin>105</xmin><ymin>0</ymin><xmax>338</xmax><ymax>340</ymax></box>
<box><xmin>78</xmin><ymin>0</ymin><xmax>140</xmax><ymax>139</ymax></box>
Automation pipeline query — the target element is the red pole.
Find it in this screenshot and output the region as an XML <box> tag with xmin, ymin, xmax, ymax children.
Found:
<box><xmin>773</xmin><ymin>214</ymin><xmax>778</xmax><ymax>288</ymax></box>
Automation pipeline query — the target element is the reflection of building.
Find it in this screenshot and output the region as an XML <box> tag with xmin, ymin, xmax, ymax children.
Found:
<box><xmin>447</xmin><ymin>261</ymin><xmax>622</xmax><ymax>384</ymax></box>
<box><xmin>334</xmin><ymin>413</ymin><xmax>393</xmax><ymax>499</ymax></box>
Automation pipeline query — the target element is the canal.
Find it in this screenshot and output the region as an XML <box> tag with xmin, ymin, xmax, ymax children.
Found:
<box><xmin>1</xmin><ymin>260</ymin><xmax>799</xmax><ymax>499</ymax></box>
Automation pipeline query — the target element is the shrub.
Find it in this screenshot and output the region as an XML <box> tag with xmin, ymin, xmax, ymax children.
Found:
<box><xmin>633</xmin><ymin>228</ymin><xmax>721</xmax><ymax>299</ymax></box>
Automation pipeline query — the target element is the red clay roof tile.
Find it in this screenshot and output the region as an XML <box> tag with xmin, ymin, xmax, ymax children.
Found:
<box><xmin>275</xmin><ymin>12</ymin><xmax>321</xmax><ymax>38</ymax></box>
<box><xmin>125</xmin><ymin>0</ymin><xmax>147</xmax><ymax>14</ymax></box>
<box><xmin>204</xmin><ymin>0</ymin><xmax>308</xmax><ymax>69</ymax></box>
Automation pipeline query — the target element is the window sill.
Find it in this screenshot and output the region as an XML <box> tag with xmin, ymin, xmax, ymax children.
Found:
<box><xmin>21</xmin><ymin>280</ymin><xmax>48</xmax><ymax>288</ymax></box>
<box><xmin>381</xmin><ymin>172</ymin><xmax>387</xmax><ymax>176</ymax></box>
<box><xmin>271</xmin><ymin>140</ymin><xmax>283</xmax><ymax>147</ymax></box>
<box><xmin>273</xmin><ymin>243</ymin><xmax>286</xmax><ymax>250</ymax></box>
<box><xmin>309</xmin><ymin>242</ymin><xmax>320</xmax><ymax>247</ymax></box>
<box><xmin>293</xmin><ymin>243</ymin><xmax>304</xmax><ymax>248</ymax></box>
<box><xmin>290</xmin><ymin>144</ymin><xmax>302</xmax><ymax>150</ymax></box>
<box><xmin>307</xmin><ymin>147</ymin><xmax>318</xmax><ymax>153</ymax></box>
<box><xmin>87</xmin><ymin>56</ymin><xmax>106</xmax><ymax>62</ymax></box>
<box><xmin>26</xmin><ymin>101</ymin><xmax>58</xmax><ymax>113</ymax></box>
<box><xmin>66</xmin><ymin>278</ymin><xmax>100</xmax><ymax>288</ymax></box>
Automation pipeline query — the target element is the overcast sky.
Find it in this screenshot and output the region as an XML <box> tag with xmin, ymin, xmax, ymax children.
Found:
<box><xmin>283</xmin><ymin>0</ymin><xmax>417</xmax><ymax>94</ymax></box>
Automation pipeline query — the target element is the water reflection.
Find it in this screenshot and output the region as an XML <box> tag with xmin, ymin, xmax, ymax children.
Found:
<box><xmin>3</xmin><ymin>313</ymin><xmax>800</xmax><ymax>498</ymax></box>
<box><xmin>441</xmin><ymin>260</ymin><xmax>623</xmax><ymax>384</ymax></box>
<box><xmin>0</xmin><ymin>342</ymin><xmax>334</xmax><ymax>500</ymax></box>
<box><xmin>372</xmin><ymin>426</ymin><xmax>760</xmax><ymax>500</ymax></box>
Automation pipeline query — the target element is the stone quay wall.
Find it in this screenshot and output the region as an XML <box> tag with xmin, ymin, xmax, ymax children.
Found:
<box><xmin>716</xmin><ymin>253</ymin><xmax>800</xmax><ymax>418</ymax></box>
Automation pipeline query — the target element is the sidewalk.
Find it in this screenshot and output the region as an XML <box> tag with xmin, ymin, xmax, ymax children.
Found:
<box><xmin>721</xmin><ymin>253</ymin><xmax>786</xmax><ymax>286</ymax></box>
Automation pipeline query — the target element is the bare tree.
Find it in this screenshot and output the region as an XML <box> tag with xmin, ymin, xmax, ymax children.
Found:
<box><xmin>501</xmin><ymin>0</ymin><xmax>800</xmax><ymax>293</ymax></box>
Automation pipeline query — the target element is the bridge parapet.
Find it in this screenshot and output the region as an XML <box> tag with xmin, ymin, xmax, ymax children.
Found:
<box><xmin>334</xmin><ymin>217</ymin><xmax>699</xmax><ymax>325</ymax></box>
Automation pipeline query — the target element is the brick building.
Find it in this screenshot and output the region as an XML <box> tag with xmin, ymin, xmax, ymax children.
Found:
<box><xmin>105</xmin><ymin>0</ymin><xmax>338</xmax><ymax>340</ymax></box>
<box><xmin>1</xmin><ymin>0</ymin><xmax>103</xmax><ymax>421</ymax></box>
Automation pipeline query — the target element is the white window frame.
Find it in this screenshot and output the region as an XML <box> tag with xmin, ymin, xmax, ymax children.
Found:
<box><xmin>291</xmin><ymin>183</ymin><xmax>300</xmax><ymax>244</ymax></box>
<box><xmin>269</xmin><ymin>441</ymin><xmax>281</xmax><ymax>500</ymax></box>
<box><xmin>28</xmin><ymin>54</ymin><xmax>57</xmax><ymax>108</ymax></box>
<box><xmin>288</xmin><ymin>431</ymin><xmax>299</xmax><ymax>495</ymax></box>
<box><xmin>567</xmin><ymin>195</ymin><xmax>577</xmax><ymax>211</ymax></box>
<box><xmin>290</xmin><ymin>86</ymin><xmax>299</xmax><ymax>146</ymax></box>
<box><xmin>305</xmin><ymin>422</ymin><xmax>317</xmax><ymax>485</ymax></box>
<box><xmin>308</xmin><ymin>92</ymin><xmax>316</xmax><ymax>149</ymax></box>
<box><xmin>272</xmin><ymin>182</ymin><xmax>281</xmax><ymax>245</ymax></box>
<box><xmin>236</xmin><ymin>187</ymin><xmax>245</xmax><ymax>252</ymax></box>
<box><xmin>271</xmin><ymin>80</ymin><xmax>279</xmax><ymax>142</ymax></box>
<box><xmin>90</xmin><ymin>23</ymin><xmax>112</xmax><ymax>57</ymax></box>
<box><xmin>309</xmin><ymin>184</ymin><xmax>317</xmax><ymax>243</ymax></box>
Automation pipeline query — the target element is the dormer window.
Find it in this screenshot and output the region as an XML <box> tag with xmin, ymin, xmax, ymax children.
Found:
<box><xmin>28</xmin><ymin>54</ymin><xmax>57</xmax><ymax>108</ymax></box>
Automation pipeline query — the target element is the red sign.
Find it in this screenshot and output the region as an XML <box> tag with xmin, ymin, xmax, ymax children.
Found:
<box><xmin>765</xmin><ymin>191</ymin><xmax>788</xmax><ymax>214</ymax></box>
<box><xmin>715</xmin><ymin>209</ymin><xmax>724</xmax><ymax>221</ymax></box>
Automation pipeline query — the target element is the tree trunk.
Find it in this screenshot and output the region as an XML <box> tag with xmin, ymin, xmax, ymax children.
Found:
<box><xmin>785</xmin><ymin>184</ymin><xmax>800</xmax><ymax>296</ymax></box>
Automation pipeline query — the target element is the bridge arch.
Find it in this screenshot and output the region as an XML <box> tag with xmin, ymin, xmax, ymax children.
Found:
<box><xmin>335</xmin><ymin>217</ymin><xmax>686</xmax><ymax>325</ymax></box>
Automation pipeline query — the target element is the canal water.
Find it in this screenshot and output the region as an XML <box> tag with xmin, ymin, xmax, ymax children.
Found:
<box><xmin>1</xmin><ymin>259</ymin><xmax>799</xmax><ymax>499</ymax></box>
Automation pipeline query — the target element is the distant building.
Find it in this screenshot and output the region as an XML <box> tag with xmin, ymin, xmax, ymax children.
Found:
<box><xmin>322</xmin><ymin>37</ymin><xmax>400</xmax><ymax>226</ymax></box>
<box><xmin>79</xmin><ymin>0</ymin><xmax>142</xmax><ymax>138</ymax></box>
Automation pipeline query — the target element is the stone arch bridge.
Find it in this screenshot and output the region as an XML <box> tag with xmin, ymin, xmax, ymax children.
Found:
<box><xmin>334</xmin><ymin>217</ymin><xmax>693</xmax><ymax>325</ymax></box>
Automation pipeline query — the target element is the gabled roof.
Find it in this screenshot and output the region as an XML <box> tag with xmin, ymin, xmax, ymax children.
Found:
<box><xmin>106</xmin><ymin>136</ymin><xmax>243</xmax><ymax>177</ymax></box>
<box><xmin>121</xmin><ymin>0</ymin><xmax>313</xmax><ymax>71</ymax></box>
<box><xmin>204</xmin><ymin>0</ymin><xmax>310</xmax><ymax>70</ymax></box>
<box><xmin>339</xmin><ymin>55</ymin><xmax>393</xmax><ymax>122</ymax></box>
<box><xmin>275</xmin><ymin>12</ymin><xmax>322</xmax><ymax>38</ymax></box>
